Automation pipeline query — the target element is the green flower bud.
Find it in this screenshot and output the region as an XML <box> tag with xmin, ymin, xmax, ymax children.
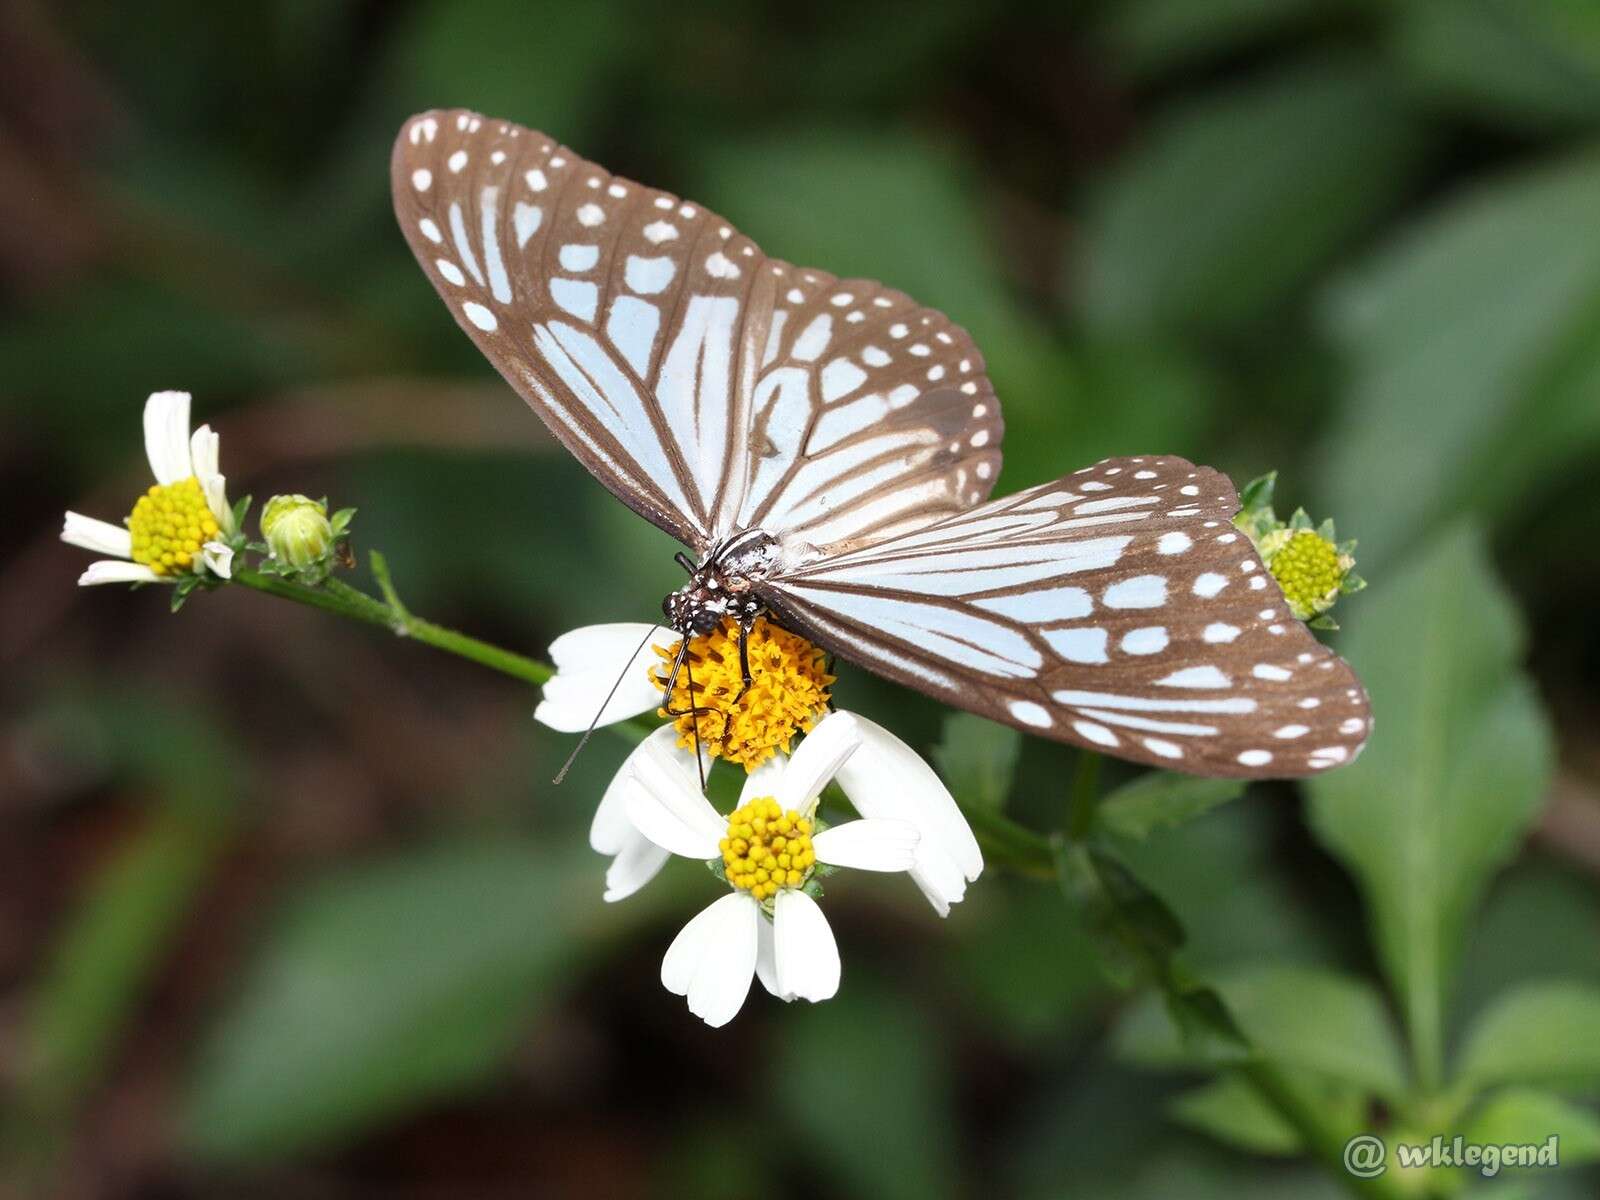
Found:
<box><xmin>1234</xmin><ymin>473</ymin><xmax>1365</xmax><ymax>628</ymax></box>
<box><xmin>260</xmin><ymin>494</ymin><xmax>333</xmax><ymax>571</ymax></box>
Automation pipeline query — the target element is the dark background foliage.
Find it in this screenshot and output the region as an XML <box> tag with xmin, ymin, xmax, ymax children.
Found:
<box><xmin>2</xmin><ymin>1</ymin><xmax>1598</xmax><ymax>1197</ymax></box>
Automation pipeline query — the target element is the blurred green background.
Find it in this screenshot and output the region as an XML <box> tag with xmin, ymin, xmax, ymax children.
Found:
<box><xmin>4</xmin><ymin>0</ymin><xmax>1600</xmax><ymax>1196</ymax></box>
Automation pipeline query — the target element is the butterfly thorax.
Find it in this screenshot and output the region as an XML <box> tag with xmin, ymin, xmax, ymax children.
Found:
<box><xmin>663</xmin><ymin>529</ymin><xmax>778</xmax><ymax>636</ymax></box>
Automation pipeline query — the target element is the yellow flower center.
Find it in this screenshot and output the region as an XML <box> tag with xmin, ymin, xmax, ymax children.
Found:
<box><xmin>651</xmin><ymin>616</ymin><xmax>834</xmax><ymax>772</ymax></box>
<box><xmin>126</xmin><ymin>478</ymin><xmax>220</xmax><ymax>577</ymax></box>
<box><xmin>1268</xmin><ymin>529</ymin><xmax>1343</xmax><ymax>620</ymax></box>
<box><xmin>719</xmin><ymin>797</ymin><xmax>815</xmax><ymax>901</ymax></box>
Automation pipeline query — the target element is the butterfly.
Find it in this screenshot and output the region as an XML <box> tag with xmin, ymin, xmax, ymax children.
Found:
<box><xmin>390</xmin><ymin>109</ymin><xmax>1371</xmax><ymax>778</ymax></box>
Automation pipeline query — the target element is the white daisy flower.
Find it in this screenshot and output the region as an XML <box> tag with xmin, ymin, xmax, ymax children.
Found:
<box><xmin>627</xmin><ymin>709</ymin><xmax>965</xmax><ymax>1027</ymax></box>
<box><xmin>61</xmin><ymin>391</ymin><xmax>237</xmax><ymax>585</ymax></box>
<box><xmin>534</xmin><ymin>622</ymin><xmax>983</xmax><ymax>916</ymax></box>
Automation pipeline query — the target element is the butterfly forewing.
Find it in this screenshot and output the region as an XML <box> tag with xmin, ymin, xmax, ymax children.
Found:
<box><xmin>391</xmin><ymin>109</ymin><xmax>1001</xmax><ymax>557</ymax></box>
<box><xmin>763</xmin><ymin>455</ymin><xmax>1372</xmax><ymax>777</ymax></box>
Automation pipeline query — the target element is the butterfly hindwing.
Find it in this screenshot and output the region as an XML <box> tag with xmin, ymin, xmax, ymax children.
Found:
<box><xmin>391</xmin><ymin>109</ymin><xmax>1000</xmax><ymax>557</ymax></box>
<box><xmin>763</xmin><ymin>456</ymin><xmax>1372</xmax><ymax>777</ymax></box>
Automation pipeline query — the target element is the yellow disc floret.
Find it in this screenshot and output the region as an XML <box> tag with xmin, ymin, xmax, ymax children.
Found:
<box><xmin>652</xmin><ymin>616</ymin><xmax>834</xmax><ymax>771</ymax></box>
<box><xmin>1267</xmin><ymin>529</ymin><xmax>1345</xmax><ymax>621</ymax></box>
<box><xmin>719</xmin><ymin>796</ymin><xmax>815</xmax><ymax>902</ymax></box>
<box><xmin>126</xmin><ymin>477</ymin><xmax>219</xmax><ymax>577</ymax></box>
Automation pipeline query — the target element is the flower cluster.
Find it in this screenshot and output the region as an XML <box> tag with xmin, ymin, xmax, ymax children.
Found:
<box><xmin>62</xmin><ymin>392</ymin><xmax>355</xmax><ymax>601</ymax></box>
<box><xmin>1234</xmin><ymin>472</ymin><xmax>1364</xmax><ymax>628</ymax></box>
<box><xmin>536</xmin><ymin>621</ymin><xmax>983</xmax><ymax>1027</ymax></box>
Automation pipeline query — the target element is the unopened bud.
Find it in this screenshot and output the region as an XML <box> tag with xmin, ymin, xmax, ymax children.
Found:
<box><xmin>261</xmin><ymin>494</ymin><xmax>333</xmax><ymax>571</ymax></box>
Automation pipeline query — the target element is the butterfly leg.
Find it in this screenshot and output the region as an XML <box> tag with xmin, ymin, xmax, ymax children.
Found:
<box><xmin>730</xmin><ymin>615</ymin><xmax>757</xmax><ymax>706</ymax></box>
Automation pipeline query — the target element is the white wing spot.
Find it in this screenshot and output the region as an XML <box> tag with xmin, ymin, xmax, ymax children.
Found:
<box><xmin>559</xmin><ymin>243</ymin><xmax>600</xmax><ymax>271</ymax></box>
<box><xmin>653</xmin><ymin>196</ymin><xmax>673</xmax><ymax>209</ymax></box>
<box><xmin>608</xmin><ymin>183</ymin><xmax>627</xmax><ymax>198</ymax></box>
<box><xmin>550</xmin><ymin>278</ymin><xmax>598</xmax><ymax>320</ymax></box>
<box><xmin>1157</xmin><ymin>532</ymin><xmax>1192</xmax><ymax>555</ymax></box>
<box><xmin>1121</xmin><ymin>627</ymin><xmax>1168</xmax><ymax>655</ymax></box>
<box><xmin>1157</xmin><ymin>666</ymin><xmax>1230</xmax><ymax>688</ymax></box>
<box><xmin>1340</xmin><ymin>717</ymin><xmax>1366</xmax><ymax>734</ymax></box>
<box><xmin>585</xmin><ymin>176</ymin><xmax>601</xmax><ymax>189</ymax></box>
<box><xmin>1238</xmin><ymin>750</ymin><xmax>1273</xmax><ymax>767</ymax></box>
<box><xmin>820</xmin><ymin>358</ymin><xmax>867</xmax><ymax>402</ymax></box>
<box><xmin>1299</xmin><ymin>698</ymin><xmax>1321</xmax><ymax>709</ymax></box>
<box><xmin>976</xmin><ymin>462</ymin><xmax>993</xmax><ymax>479</ymax></box>
<box><xmin>971</xmin><ymin>430</ymin><xmax>990</xmax><ymax>448</ymax></box>
<box><xmin>625</xmin><ymin>255</ymin><xmax>675</xmax><ymax>294</ymax></box>
<box><xmin>909</xmin><ymin>343</ymin><xmax>931</xmax><ymax>357</ymax></box>
<box><xmin>1080</xmin><ymin>481</ymin><xmax>1111</xmax><ymax>492</ymax></box>
<box><xmin>1202</xmin><ymin>622</ymin><xmax>1239</xmax><ymax>643</ymax></box>
<box><xmin>1253</xmin><ymin>664</ymin><xmax>1292</xmax><ymax>682</ymax></box>
<box><xmin>889</xmin><ymin>323</ymin><xmax>908</xmax><ymax>338</ymax></box>
<box><xmin>418</xmin><ymin>218</ymin><xmax>442</xmax><ymax>243</ymax></box>
<box><xmin>862</xmin><ymin>345</ymin><xmax>890</xmax><ymax>367</ymax></box>
<box><xmin>1044</xmin><ymin>627</ymin><xmax>1108</xmax><ymax>663</ymax></box>
<box><xmin>1103</xmin><ymin>575</ymin><xmax>1167</xmax><ymax>609</ymax></box>
<box><xmin>1180</xmin><ymin>484</ymin><xmax>1199</xmax><ymax>496</ymax></box>
<box><xmin>447</xmin><ymin>150</ymin><xmax>468</xmax><ymax>173</ymax></box>
<box><xmin>435</xmin><ymin>259</ymin><xmax>465</xmax><ymax>286</ymax></box>
<box><xmin>642</xmin><ymin>221</ymin><xmax>678</xmax><ymax>244</ymax></box>
<box><xmin>1009</xmin><ymin>700</ymin><xmax>1053</xmax><ymax>728</ymax></box>
<box><xmin>928</xmin><ymin>365</ymin><xmax>946</xmax><ymax>381</ymax></box>
<box><xmin>411</xmin><ymin>168</ymin><xmax>432</xmax><ymax>191</ymax></box>
<box><xmin>1134</xmin><ymin>470</ymin><xmax>1157</xmax><ymax>479</ymax></box>
<box><xmin>490</xmin><ymin>150</ymin><xmax>506</xmax><ymax>165</ymax></box>
<box><xmin>830</xmin><ymin>293</ymin><xmax>853</xmax><ymax>306</ymax></box>
<box><xmin>514</xmin><ymin>202</ymin><xmax>542</xmax><ymax>247</ymax></box>
<box><xmin>1193</xmin><ymin>573</ymin><xmax>1227</xmax><ymax>598</ymax></box>
<box><xmin>705</xmin><ymin>251</ymin><xmax>739</xmax><ymax>279</ymax></box>
<box><xmin>1073</xmin><ymin>720</ymin><xmax>1120</xmax><ymax>748</ymax></box>
<box><xmin>1249</xmin><ymin>577</ymin><xmax>1268</xmax><ymax>590</ymax></box>
<box><xmin>679</xmin><ymin>203</ymin><xmax>695</xmax><ymax>218</ymax></box>
<box><xmin>1144</xmin><ymin>738</ymin><xmax>1183</xmax><ymax>759</ymax></box>
<box><xmin>549</xmin><ymin>155</ymin><xmax>567</xmax><ymax>168</ymax></box>
<box><xmin>785</xmin><ymin>287</ymin><xmax>805</xmax><ymax>304</ymax></box>
<box><xmin>1242</xmin><ymin>560</ymin><xmax>1259</xmax><ymax>573</ymax></box>
<box><xmin>462</xmin><ymin>301</ymin><xmax>497</xmax><ymax>331</ymax></box>
<box><xmin>1274</xmin><ymin>725</ymin><xmax>1309</xmax><ymax>739</ymax></box>
<box><xmin>524</xmin><ymin>169</ymin><xmax>548</xmax><ymax>191</ymax></box>
<box><xmin>961</xmin><ymin>382</ymin><xmax>978</xmax><ymax>395</ymax></box>
<box><xmin>577</xmin><ymin>203</ymin><xmax>605</xmax><ymax>226</ymax></box>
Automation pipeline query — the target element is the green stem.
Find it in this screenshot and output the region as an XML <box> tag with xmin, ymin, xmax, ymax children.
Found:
<box><xmin>1239</xmin><ymin>1059</ymin><xmax>1408</xmax><ymax>1200</ymax></box>
<box><xmin>235</xmin><ymin>567</ymin><xmax>552</xmax><ymax>688</ymax></box>
<box><xmin>1065</xmin><ymin>751</ymin><xmax>1102</xmax><ymax>839</ymax></box>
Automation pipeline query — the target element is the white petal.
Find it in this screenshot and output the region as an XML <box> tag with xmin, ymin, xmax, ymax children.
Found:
<box><xmin>78</xmin><ymin>560</ymin><xmax>161</xmax><ymax>586</ymax></box>
<box><xmin>738</xmin><ymin>755</ymin><xmax>788</xmax><ymax>806</ymax></box>
<box><xmin>533</xmin><ymin>623</ymin><xmax>677</xmax><ymax>732</ymax></box>
<box><xmin>61</xmin><ymin>512</ymin><xmax>132</xmax><ymax>559</ymax></box>
<box><xmin>812</xmin><ymin>818</ymin><xmax>919</xmax><ymax>872</ymax></box>
<box><xmin>196</xmin><ymin>453</ymin><xmax>233</xmax><ymax>534</ymax></box>
<box><xmin>661</xmin><ymin>898</ymin><xmax>724</xmax><ymax>995</ymax></box>
<box><xmin>755</xmin><ymin>915</ymin><xmax>783</xmax><ymax>998</ymax></box>
<box><xmin>143</xmin><ymin>390</ymin><xmax>193</xmax><ymax>485</ymax></box>
<box><xmin>201</xmin><ymin>541</ymin><xmax>233</xmax><ymax>580</ymax></box>
<box><xmin>592</xmin><ymin>725</ymin><xmax>688</xmax><ymax>854</ymax></box>
<box><xmin>773</xmin><ymin>889</ymin><xmax>840</xmax><ymax>1003</ymax></box>
<box><xmin>603</xmin><ymin>830</ymin><xmax>671</xmax><ymax>903</ymax></box>
<box><xmin>626</xmin><ymin>737</ymin><xmax>725</xmax><ymax>859</ymax></box>
<box><xmin>770</xmin><ymin>710</ymin><xmax>862</xmax><ymax>814</ymax></box>
<box><xmin>189</xmin><ymin>423</ymin><xmax>219</xmax><ymax>480</ymax></box>
<box><xmin>833</xmin><ymin>713</ymin><xmax>983</xmax><ymax>916</ymax></box>
<box><xmin>660</xmin><ymin>892</ymin><xmax>758</xmax><ymax>1028</ymax></box>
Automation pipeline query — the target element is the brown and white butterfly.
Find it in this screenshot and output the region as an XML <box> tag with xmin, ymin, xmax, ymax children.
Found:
<box><xmin>391</xmin><ymin>109</ymin><xmax>1371</xmax><ymax>778</ymax></box>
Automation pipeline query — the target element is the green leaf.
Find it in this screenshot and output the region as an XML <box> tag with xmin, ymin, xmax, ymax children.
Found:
<box><xmin>1392</xmin><ymin>0</ymin><xmax>1600</xmax><ymax>134</ymax></box>
<box><xmin>1168</xmin><ymin>1074</ymin><xmax>1304</xmax><ymax>1156</ymax></box>
<box><xmin>931</xmin><ymin>712</ymin><xmax>1020</xmax><ymax>811</ymax></box>
<box><xmin>1076</xmin><ymin>57</ymin><xmax>1427</xmax><ymax>337</ymax></box>
<box><xmin>1457</xmin><ymin>982</ymin><xmax>1600</xmax><ymax>1092</ymax></box>
<box><xmin>1096</xmin><ymin>773</ymin><xmax>1243</xmax><ymax>841</ymax></box>
<box><xmin>1057</xmin><ymin>842</ymin><xmax>1184</xmax><ymax>987</ymax></box>
<box><xmin>1306</xmin><ymin>525</ymin><xmax>1554</xmax><ymax>1090</ymax></box>
<box><xmin>1464</xmin><ymin>1089</ymin><xmax>1600</xmax><ymax>1167</ymax></box>
<box><xmin>1094</xmin><ymin>0</ymin><xmax>1340</xmax><ymax>80</ymax></box>
<box><xmin>1117</xmin><ymin>964</ymin><xmax>1407</xmax><ymax>1097</ymax></box>
<box><xmin>1318</xmin><ymin>150</ymin><xmax>1600</xmax><ymax>567</ymax></box>
<box><xmin>181</xmin><ymin>840</ymin><xmax>600</xmax><ymax>1160</ymax></box>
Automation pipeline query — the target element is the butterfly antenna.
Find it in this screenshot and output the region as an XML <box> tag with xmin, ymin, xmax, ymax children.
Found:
<box><xmin>552</xmin><ymin>625</ymin><xmax>659</xmax><ymax>786</ymax></box>
<box><xmin>687</xmin><ymin>650</ymin><xmax>707</xmax><ymax>791</ymax></box>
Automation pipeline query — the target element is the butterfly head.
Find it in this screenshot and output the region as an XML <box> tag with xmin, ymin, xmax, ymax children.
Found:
<box><xmin>662</xmin><ymin>529</ymin><xmax>778</xmax><ymax>636</ymax></box>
